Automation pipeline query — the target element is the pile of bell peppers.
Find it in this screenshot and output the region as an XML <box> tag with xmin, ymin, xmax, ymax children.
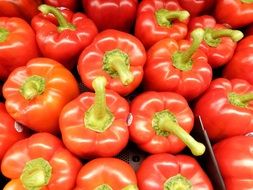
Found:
<box><xmin>0</xmin><ymin>0</ymin><xmax>253</xmax><ymax>189</ymax></box>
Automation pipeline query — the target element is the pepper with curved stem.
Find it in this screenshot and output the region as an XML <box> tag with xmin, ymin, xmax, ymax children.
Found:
<box><xmin>194</xmin><ymin>78</ymin><xmax>253</xmax><ymax>141</ymax></box>
<box><xmin>154</xmin><ymin>110</ymin><xmax>205</xmax><ymax>156</ymax></box>
<box><xmin>84</xmin><ymin>76</ymin><xmax>114</xmax><ymax>132</ymax></box>
<box><xmin>172</xmin><ymin>28</ymin><xmax>204</xmax><ymax>71</ymax></box>
<box><xmin>228</xmin><ymin>92</ymin><xmax>253</xmax><ymax>108</ymax></box>
<box><xmin>204</xmin><ymin>28</ymin><xmax>244</xmax><ymax>47</ymax></box>
<box><xmin>155</xmin><ymin>9</ymin><xmax>190</xmax><ymax>27</ymax></box>
<box><xmin>38</xmin><ymin>4</ymin><xmax>76</xmax><ymax>32</ymax></box>
<box><xmin>103</xmin><ymin>49</ymin><xmax>134</xmax><ymax>86</ymax></box>
<box><xmin>129</xmin><ymin>91</ymin><xmax>205</xmax><ymax>155</ymax></box>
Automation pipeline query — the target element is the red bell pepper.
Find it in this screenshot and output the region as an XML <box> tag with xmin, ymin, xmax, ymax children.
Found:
<box><xmin>78</xmin><ymin>29</ymin><xmax>146</xmax><ymax>96</ymax></box>
<box><xmin>0</xmin><ymin>103</ymin><xmax>29</xmax><ymax>163</ymax></box>
<box><xmin>213</xmin><ymin>136</ymin><xmax>253</xmax><ymax>189</ymax></box>
<box><xmin>194</xmin><ymin>78</ymin><xmax>253</xmax><ymax>142</ymax></box>
<box><xmin>60</xmin><ymin>76</ymin><xmax>129</xmax><ymax>158</ymax></box>
<box><xmin>178</xmin><ymin>0</ymin><xmax>214</xmax><ymax>17</ymax></box>
<box><xmin>82</xmin><ymin>0</ymin><xmax>138</xmax><ymax>32</ymax></box>
<box><xmin>214</xmin><ymin>0</ymin><xmax>253</xmax><ymax>28</ymax></box>
<box><xmin>223</xmin><ymin>35</ymin><xmax>253</xmax><ymax>85</ymax></box>
<box><xmin>0</xmin><ymin>0</ymin><xmax>42</xmax><ymax>21</ymax></box>
<box><xmin>144</xmin><ymin>28</ymin><xmax>212</xmax><ymax>101</ymax></box>
<box><xmin>3</xmin><ymin>58</ymin><xmax>79</xmax><ymax>134</ymax></box>
<box><xmin>75</xmin><ymin>158</ymin><xmax>137</xmax><ymax>190</ymax></box>
<box><xmin>44</xmin><ymin>0</ymin><xmax>78</xmax><ymax>11</ymax></box>
<box><xmin>1</xmin><ymin>133</ymin><xmax>82</xmax><ymax>190</ymax></box>
<box><xmin>188</xmin><ymin>15</ymin><xmax>244</xmax><ymax>68</ymax></box>
<box><xmin>137</xmin><ymin>153</ymin><xmax>213</xmax><ymax>190</ymax></box>
<box><xmin>129</xmin><ymin>91</ymin><xmax>205</xmax><ymax>156</ymax></box>
<box><xmin>135</xmin><ymin>0</ymin><xmax>190</xmax><ymax>49</ymax></box>
<box><xmin>0</xmin><ymin>17</ymin><xmax>39</xmax><ymax>81</ymax></box>
<box><xmin>31</xmin><ymin>4</ymin><xmax>97</xmax><ymax>70</ymax></box>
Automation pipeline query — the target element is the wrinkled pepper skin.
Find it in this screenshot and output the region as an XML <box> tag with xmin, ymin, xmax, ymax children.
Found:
<box><xmin>135</xmin><ymin>0</ymin><xmax>189</xmax><ymax>49</ymax></box>
<box><xmin>194</xmin><ymin>78</ymin><xmax>253</xmax><ymax>142</ymax></box>
<box><xmin>32</xmin><ymin>5</ymin><xmax>98</xmax><ymax>69</ymax></box>
<box><xmin>223</xmin><ymin>35</ymin><xmax>253</xmax><ymax>85</ymax></box>
<box><xmin>213</xmin><ymin>136</ymin><xmax>253</xmax><ymax>190</ymax></box>
<box><xmin>178</xmin><ymin>0</ymin><xmax>214</xmax><ymax>17</ymax></box>
<box><xmin>78</xmin><ymin>29</ymin><xmax>146</xmax><ymax>96</ymax></box>
<box><xmin>0</xmin><ymin>103</ymin><xmax>29</xmax><ymax>163</ymax></box>
<box><xmin>129</xmin><ymin>91</ymin><xmax>206</xmax><ymax>156</ymax></box>
<box><xmin>1</xmin><ymin>133</ymin><xmax>82</xmax><ymax>190</ymax></box>
<box><xmin>214</xmin><ymin>0</ymin><xmax>253</xmax><ymax>28</ymax></box>
<box><xmin>44</xmin><ymin>0</ymin><xmax>78</xmax><ymax>11</ymax></box>
<box><xmin>3</xmin><ymin>58</ymin><xmax>79</xmax><ymax>134</ymax></box>
<box><xmin>0</xmin><ymin>0</ymin><xmax>42</xmax><ymax>21</ymax></box>
<box><xmin>188</xmin><ymin>15</ymin><xmax>243</xmax><ymax>68</ymax></box>
<box><xmin>144</xmin><ymin>29</ymin><xmax>212</xmax><ymax>101</ymax></box>
<box><xmin>75</xmin><ymin>158</ymin><xmax>138</xmax><ymax>190</ymax></box>
<box><xmin>137</xmin><ymin>154</ymin><xmax>213</xmax><ymax>190</ymax></box>
<box><xmin>60</xmin><ymin>77</ymin><xmax>130</xmax><ymax>158</ymax></box>
<box><xmin>0</xmin><ymin>17</ymin><xmax>39</xmax><ymax>81</ymax></box>
<box><xmin>82</xmin><ymin>0</ymin><xmax>138</xmax><ymax>32</ymax></box>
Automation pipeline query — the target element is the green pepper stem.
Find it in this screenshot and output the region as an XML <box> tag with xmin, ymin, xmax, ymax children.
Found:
<box><xmin>159</xmin><ymin>117</ymin><xmax>205</xmax><ymax>156</ymax></box>
<box><xmin>172</xmin><ymin>28</ymin><xmax>204</xmax><ymax>71</ymax></box>
<box><xmin>155</xmin><ymin>9</ymin><xmax>190</xmax><ymax>27</ymax></box>
<box><xmin>38</xmin><ymin>4</ymin><xmax>76</xmax><ymax>32</ymax></box>
<box><xmin>164</xmin><ymin>174</ymin><xmax>192</xmax><ymax>190</ymax></box>
<box><xmin>111</xmin><ymin>59</ymin><xmax>134</xmax><ymax>85</ymax></box>
<box><xmin>84</xmin><ymin>77</ymin><xmax>114</xmax><ymax>133</ymax></box>
<box><xmin>122</xmin><ymin>184</ymin><xmax>138</xmax><ymax>190</ymax></box>
<box><xmin>92</xmin><ymin>76</ymin><xmax>107</xmax><ymax>119</ymax></box>
<box><xmin>20</xmin><ymin>75</ymin><xmax>45</xmax><ymax>100</ymax></box>
<box><xmin>95</xmin><ymin>184</ymin><xmax>113</xmax><ymax>190</ymax></box>
<box><xmin>20</xmin><ymin>158</ymin><xmax>52</xmax><ymax>190</ymax></box>
<box><xmin>240</xmin><ymin>93</ymin><xmax>253</xmax><ymax>103</ymax></box>
<box><xmin>241</xmin><ymin>0</ymin><xmax>253</xmax><ymax>3</ymax></box>
<box><xmin>228</xmin><ymin>92</ymin><xmax>253</xmax><ymax>108</ymax></box>
<box><xmin>204</xmin><ymin>28</ymin><xmax>243</xmax><ymax>47</ymax></box>
<box><xmin>103</xmin><ymin>49</ymin><xmax>134</xmax><ymax>86</ymax></box>
<box><xmin>209</xmin><ymin>29</ymin><xmax>243</xmax><ymax>41</ymax></box>
<box><xmin>0</xmin><ymin>28</ymin><xmax>9</xmax><ymax>42</ymax></box>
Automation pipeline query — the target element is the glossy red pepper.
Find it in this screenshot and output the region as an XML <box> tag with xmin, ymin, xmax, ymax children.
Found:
<box><xmin>0</xmin><ymin>103</ymin><xmax>29</xmax><ymax>163</ymax></box>
<box><xmin>188</xmin><ymin>15</ymin><xmax>244</xmax><ymax>68</ymax></box>
<box><xmin>44</xmin><ymin>0</ymin><xmax>78</xmax><ymax>11</ymax></box>
<box><xmin>75</xmin><ymin>158</ymin><xmax>137</xmax><ymax>190</ymax></box>
<box><xmin>144</xmin><ymin>28</ymin><xmax>212</xmax><ymax>101</ymax></box>
<box><xmin>194</xmin><ymin>78</ymin><xmax>253</xmax><ymax>142</ymax></box>
<box><xmin>137</xmin><ymin>154</ymin><xmax>213</xmax><ymax>190</ymax></box>
<box><xmin>78</xmin><ymin>29</ymin><xmax>146</xmax><ymax>96</ymax></box>
<box><xmin>214</xmin><ymin>0</ymin><xmax>253</xmax><ymax>28</ymax></box>
<box><xmin>0</xmin><ymin>17</ymin><xmax>39</xmax><ymax>81</ymax></box>
<box><xmin>82</xmin><ymin>0</ymin><xmax>138</xmax><ymax>32</ymax></box>
<box><xmin>129</xmin><ymin>91</ymin><xmax>205</xmax><ymax>156</ymax></box>
<box><xmin>178</xmin><ymin>0</ymin><xmax>214</xmax><ymax>17</ymax></box>
<box><xmin>60</xmin><ymin>77</ymin><xmax>129</xmax><ymax>158</ymax></box>
<box><xmin>135</xmin><ymin>0</ymin><xmax>190</xmax><ymax>49</ymax></box>
<box><xmin>31</xmin><ymin>4</ymin><xmax>97</xmax><ymax>70</ymax></box>
<box><xmin>0</xmin><ymin>0</ymin><xmax>42</xmax><ymax>21</ymax></box>
<box><xmin>1</xmin><ymin>133</ymin><xmax>82</xmax><ymax>190</ymax></box>
<box><xmin>223</xmin><ymin>35</ymin><xmax>253</xmax><ymax>85</ymax></box>
<box><xmin>3</xmin><ymin>58</ymin><xmax>79</xmax><ymax>134</ymax></box>
<box><xmin>213</xmin><ymin>136</ymin><xmax>253</xmax><ymax>190</ymax></box>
